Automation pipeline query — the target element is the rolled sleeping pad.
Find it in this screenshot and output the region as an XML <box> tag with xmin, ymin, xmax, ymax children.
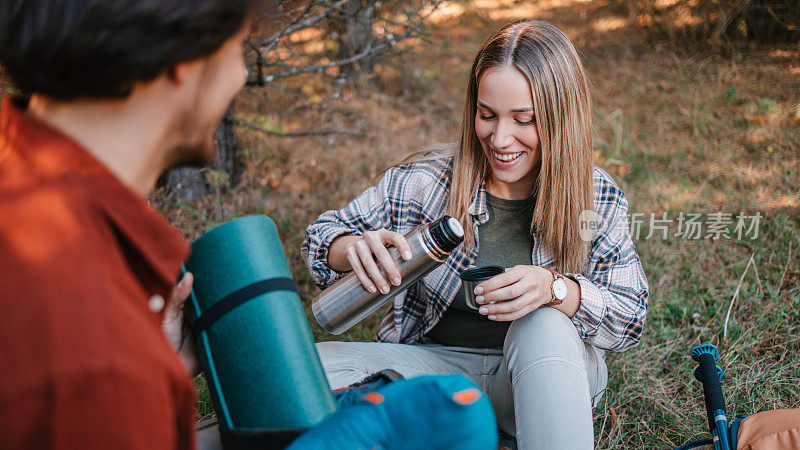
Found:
<box><xmin>185</xmin><ymin>215</ymin><xmax>336</xmax><ymax>430</ymax></box>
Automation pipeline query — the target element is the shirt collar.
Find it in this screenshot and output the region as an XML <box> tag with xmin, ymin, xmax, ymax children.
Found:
<box><xmin>1</xmin><ymin>96</ymin><xmax>189</xmax><ymax>297</ymax></box>
<box><xmin>467</xmin><ymin>182</ymin><xmax>490</xmax><ymax>225</ymax></box>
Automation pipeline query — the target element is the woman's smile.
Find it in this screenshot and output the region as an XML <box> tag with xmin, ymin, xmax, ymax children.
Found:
<box><xmin>492</xmin><ymin>150</ymin><xmax>523</xmax><ymax>162</ymax></box>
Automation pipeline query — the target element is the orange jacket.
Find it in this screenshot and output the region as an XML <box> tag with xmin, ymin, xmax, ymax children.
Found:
<box><xmin>0</xmin><ymin>97</ymin><xmax>195</xmax><ymax>449</ymax></box>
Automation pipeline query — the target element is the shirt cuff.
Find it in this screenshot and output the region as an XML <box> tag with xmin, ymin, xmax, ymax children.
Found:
<box><xmin>306</xmin><ymin>226</ymin><xmax>357</xmax><ymax>288</ymax></box>
<box><xmin>564</xmin><ymin>273</ymin><xmax>606</xmax><ymax>339</ymax></box>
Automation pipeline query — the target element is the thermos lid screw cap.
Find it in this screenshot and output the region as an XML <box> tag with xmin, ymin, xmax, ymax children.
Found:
<box><xmin>429</xmin><ymin>215</ymin><xmax>464</xmax><ymax>254</ymax></box>
<box><xmin>448</xmin><ymin>217</ymin><xmax>464</xmax><ymax>238</ymax></box>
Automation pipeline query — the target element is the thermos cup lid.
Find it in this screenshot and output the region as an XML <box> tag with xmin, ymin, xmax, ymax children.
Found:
<box><xmin>460</xmin><ymin>265</ymin><xmax>504</xmax><ymax>281</ymax></box>
<box><xmin>460</xmin><ymin>266</ymin><xmax>504</xmax><ymax>310</ymax></box>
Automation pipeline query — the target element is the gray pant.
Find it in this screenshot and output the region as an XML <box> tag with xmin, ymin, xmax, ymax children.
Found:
<box><xmin>316</xmin><ymin>307</ymin><xmax>607</xmax><ymax>449</ymax></box>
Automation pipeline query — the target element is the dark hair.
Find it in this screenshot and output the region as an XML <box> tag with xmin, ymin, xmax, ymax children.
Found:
<box><xmin>0</xmin><ymin>0</ymin><xmax>263</xmax><ymax>100</ymax></box>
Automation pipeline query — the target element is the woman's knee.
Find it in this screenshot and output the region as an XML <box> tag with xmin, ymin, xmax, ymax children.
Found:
<box><xmin>315</xmin><ymin>341</ymin><xmax>381</xmax><ymax>389</ymax></box>
<box><xmin>315</xmin><ymin>341</ymin><xmax>412</xmax><ymax>378</ymax></box>
<box><xmin>503</xmin><ymin>307</ymin><xmax>586</xmax><ymax>371</ymax></box>
<box><xmin>316</xmin><ymin>341</ymin><xmax>353</xmax><ymax>367</ymax></box>
<box><xmin>315</xmin><ymin>341</ymin><xmax>381</xmax><ymax>371</ymax></box>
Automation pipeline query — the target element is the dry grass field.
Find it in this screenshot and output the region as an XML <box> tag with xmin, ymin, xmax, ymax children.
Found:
<box><xmin>150</xmin><ymin>0</ymin><xmax>799</xmax><ymax>447</ymax></box>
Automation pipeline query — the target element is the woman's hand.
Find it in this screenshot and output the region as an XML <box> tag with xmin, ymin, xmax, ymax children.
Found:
<box><xmin>474</xmin><ymin>265</ymin><xmax>553</xmax><ymax>321</ymax></box>
<box><xmin>328</xmin><ymin>229</ymin><xmax>413</xmax><ymax>295</ymax></box>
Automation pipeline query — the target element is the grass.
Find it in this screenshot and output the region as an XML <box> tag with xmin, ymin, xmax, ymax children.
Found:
<box><xmin>153</xmin><ymin>1</ymin><xmax>800</xmax><ymax>447</ymax></box>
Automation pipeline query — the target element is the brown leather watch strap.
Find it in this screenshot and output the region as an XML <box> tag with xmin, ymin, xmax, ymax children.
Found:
<box><xmin>544</xmin><ymin>267</ymin><xmax>563</xmax><ymax>307</ymax></box>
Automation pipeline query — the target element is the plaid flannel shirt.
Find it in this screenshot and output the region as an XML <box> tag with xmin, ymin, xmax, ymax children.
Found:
<box><xmin>301</xmin><ymin>156</ymin><xmax>649</xmax><ymax>351</ymax></box>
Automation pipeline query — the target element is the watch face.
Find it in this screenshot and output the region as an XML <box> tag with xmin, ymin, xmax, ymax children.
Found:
<box><xmin>553</xmin><ymin>278</ymin><xmax>568</xmax><ymax>300</ymax></box>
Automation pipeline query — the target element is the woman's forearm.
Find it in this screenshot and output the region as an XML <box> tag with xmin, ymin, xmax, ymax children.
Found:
<box><xmin>327</xmin><ymin>234</ymin><xmax>360</xmax><ymax>272</ymax></box>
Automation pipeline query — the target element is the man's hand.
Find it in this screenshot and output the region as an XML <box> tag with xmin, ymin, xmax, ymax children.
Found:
<box><xmin>160</xmin><ymin>272</ymin><xmax>201</xmax><ymax>377</ymax></box>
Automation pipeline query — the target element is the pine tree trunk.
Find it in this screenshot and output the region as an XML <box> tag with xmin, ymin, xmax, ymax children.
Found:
<box><xmin>212</xmin><ymin>107</ymin><xmax>237</xmax><ymax>182</ymax></box>
<box><xmin>334</xmin><ymin>0</ymin><xmax>376</xmax><ymax>77</ymax></box>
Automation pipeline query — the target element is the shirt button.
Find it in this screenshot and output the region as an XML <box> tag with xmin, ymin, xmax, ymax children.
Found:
<box><xmin>149</xmin><ymin>295</ymin><xmax>165</xmax><ymax>313</ymax></box>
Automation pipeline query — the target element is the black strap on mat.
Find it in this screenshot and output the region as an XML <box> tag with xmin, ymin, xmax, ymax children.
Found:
<box><xmin>191</xmin><ymin>277</ymin><xmax>298</xmax><ymax>336</ymax></box>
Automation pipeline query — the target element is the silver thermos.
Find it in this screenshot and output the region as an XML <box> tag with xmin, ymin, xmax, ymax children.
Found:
<box><xmin>312</xmin><ymin>216</ymin><xmax>464</xmax><ymax>335</ymax></box>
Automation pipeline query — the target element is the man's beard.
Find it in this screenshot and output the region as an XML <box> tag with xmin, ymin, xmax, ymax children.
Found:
<box><xmin>164</xmin><ymin>93</ymin><xmax>222</xmax><ymax>171</ymax></box>
<box><xmin>165</xmin><ymin>128</ymin><xmax>217</xmax><ymax>171</ymax></box>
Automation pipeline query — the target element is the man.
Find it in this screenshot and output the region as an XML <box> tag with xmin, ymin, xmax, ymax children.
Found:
<box><xmin>0</xmin><ymin>1</ymin><xmax>261</xmax><ymax>447</ymax></box>
<box><xmin>0</xmin><ymin>2</ymin><xmax>501</xmax><ymax>449</ymax></box>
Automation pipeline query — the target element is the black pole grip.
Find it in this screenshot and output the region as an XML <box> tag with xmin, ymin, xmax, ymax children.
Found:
<box><xmin>697</xmin><ymin>353</ymin><xmax>726</xmax><ymax>431</ymax></box>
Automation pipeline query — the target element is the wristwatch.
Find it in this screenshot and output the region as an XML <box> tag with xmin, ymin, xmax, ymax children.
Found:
<box><xmin>545</xmin><ymin>267</ymin><xmax>567</xmax><ymax>306</ymax></box>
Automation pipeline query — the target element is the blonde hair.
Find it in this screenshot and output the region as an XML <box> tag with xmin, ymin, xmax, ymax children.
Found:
<box><xmin>399</xmin><ymin>20</ymin><xmax>594</xmax><ymax>273</ymax></box>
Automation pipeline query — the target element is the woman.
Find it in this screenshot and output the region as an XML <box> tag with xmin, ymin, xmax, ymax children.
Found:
<box><xmin>301</xmin><ymin>19</ymin><xmax>648</xmax><ymax>449</ymax></box>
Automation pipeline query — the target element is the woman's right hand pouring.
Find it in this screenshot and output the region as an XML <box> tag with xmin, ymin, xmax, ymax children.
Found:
<box><xmin>328</xmin><ymin>229</ymin><xmax>413</xmax><ymax>294</ymax></box>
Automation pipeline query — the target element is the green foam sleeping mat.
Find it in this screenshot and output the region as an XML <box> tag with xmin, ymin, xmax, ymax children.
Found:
<box><xmin>185</xmin><ymin>215</ymin><xmax>336</xmax><ymax>430</ymax></box>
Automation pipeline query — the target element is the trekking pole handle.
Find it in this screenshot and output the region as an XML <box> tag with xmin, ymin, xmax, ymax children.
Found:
<box><xmin>690</xmin><ymin>345</ymin><xmax>732</xmax><ymax>450</ymax></box>
<box><xmin>690</xmin><ymin>345</ymin><xmax>726</xmax><ymax>431</ymax></box>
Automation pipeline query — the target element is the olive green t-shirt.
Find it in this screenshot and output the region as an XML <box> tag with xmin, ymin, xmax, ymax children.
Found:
<box><xmin>425</xmin><ymin>192</ymin><xmax>535</xmax><ymax>348</ymax></box>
